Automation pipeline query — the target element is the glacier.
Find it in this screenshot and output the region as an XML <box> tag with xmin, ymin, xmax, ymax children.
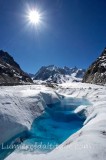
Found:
<box><xmin>0</xmin><ymin>82</ymin><xmax>105</xmax><ymax>160</ymax></box>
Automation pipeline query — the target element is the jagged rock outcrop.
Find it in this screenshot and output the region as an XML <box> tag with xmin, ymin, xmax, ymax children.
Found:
<box><xmin>82</xmin><ymin>48</ymin><xmax>106</xmax><ymax>85</ymax></box>
<box><xmin>0</xmin><ymin>50</ymin><xmax>33</xmax><ymax>85</ymax></box>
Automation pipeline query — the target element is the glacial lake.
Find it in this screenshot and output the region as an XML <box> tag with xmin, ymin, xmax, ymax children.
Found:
<box><xmin>0</xmin><ymin>97</ymin><xmax>90</xmax><ymax>159</ymax></box>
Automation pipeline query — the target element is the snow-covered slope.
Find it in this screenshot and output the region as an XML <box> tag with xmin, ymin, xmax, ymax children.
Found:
<box><xmin>83</xmin><ymin>48</ymin><xmax>106</xmax><ymax>85</ymax></box>
<box><xmin>0</xmin><ymin>83</ymin><xmax>105</xmax><ymax>160</ymax></box>
<box><xmin>33</xmin><ymin>65</ymin><xmax>85</xmax><ymax>84</ymax></box>
<box><xmin>0</xmin><ymin>85</ymin><xmax>60</xmax><ymax>145</ymax></box>
<box><xmin>0</xmin><ymin>50</ymin><xmax>32</xmax><ymax>85</ymax></box>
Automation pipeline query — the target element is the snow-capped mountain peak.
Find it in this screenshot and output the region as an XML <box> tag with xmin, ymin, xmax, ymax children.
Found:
<box><xmin>33</xmin><ymin>65</ymin><xmax>85</xmax><ymax>84</ymax></box>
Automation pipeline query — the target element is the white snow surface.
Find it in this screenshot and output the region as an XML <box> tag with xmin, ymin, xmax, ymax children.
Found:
<box><xmin>0</xmin><ymin>85</ymin><xmax>60</xmax><ymax>145</ymax></box>
<box><xmin>0</xmin><ymin>82</ymin><xmax>105</xmax><ymax>160</ymax></box>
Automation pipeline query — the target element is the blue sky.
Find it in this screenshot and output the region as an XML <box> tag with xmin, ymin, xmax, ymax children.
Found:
<box><xmin>0</xmin><ymin>0</ymin><xmax>106</xmax><ymax>73</ymax></box>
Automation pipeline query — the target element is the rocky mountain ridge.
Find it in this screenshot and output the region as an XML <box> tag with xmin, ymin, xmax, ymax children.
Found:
<box><xmin>82</xmin><ymin>48</ymin><xmax>106</xmax><ymax>85</ymax></box>
<box><xmin>33</xmin><ymin>65</ymin><xmax>85</xmax><ymax>84</ymax></box>
<box><xmin>0</xmin><ymin>50</ymin><xmax>32</xmax><ymax>85</ymax></box>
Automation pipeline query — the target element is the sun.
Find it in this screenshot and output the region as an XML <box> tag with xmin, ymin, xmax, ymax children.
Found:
<box><xmin>28</xmin><ymin>10</ymin><xmax>41</xmax><ymax>25</ymax></box>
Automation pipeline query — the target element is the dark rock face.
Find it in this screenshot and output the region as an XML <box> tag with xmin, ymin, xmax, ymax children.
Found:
<box><xmin>34</xmin><ymin>65</ymin><xmax>85</xmax><ymax>83</ymax></box>
<box><xmin>82</xmin><ymin>48</ymin><xmax>106</xmax><ymax>85</ymax></box>
<box><xmin>0</xmin><ymin>50</ymin><xmax>33</xmax><ymax>85</ymax></box>
<box><xmin>28</xmin><ymin>73</ymin><xmax>35</xmax><ymax>79</ymax></box>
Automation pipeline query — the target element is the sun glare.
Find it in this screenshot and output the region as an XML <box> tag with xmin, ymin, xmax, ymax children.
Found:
<box><xmin>28</xmin><ymin>10</ymin><xmax>41</xmax><ymax>25</ymax></box>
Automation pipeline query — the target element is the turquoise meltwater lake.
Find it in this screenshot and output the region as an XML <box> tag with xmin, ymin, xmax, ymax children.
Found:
<box><xmin>20</xmin><ymin>97</ymin><xmax>89</xmax><ymax>153</ymax></box>
<box><xmin>0</xmin><ymin>97</ymin><xmax>90</xmax><ymax>159</ymax></box>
